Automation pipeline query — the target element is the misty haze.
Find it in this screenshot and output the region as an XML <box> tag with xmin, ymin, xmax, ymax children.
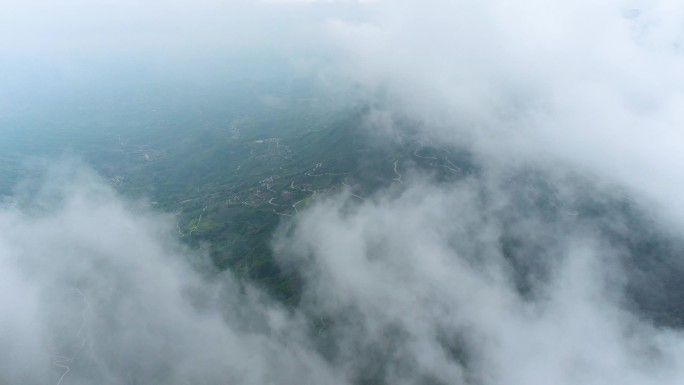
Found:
<box><xmin>2</xmin><ymin>1</ymin><xmax>684</xmax><ymax>384</ymax></box>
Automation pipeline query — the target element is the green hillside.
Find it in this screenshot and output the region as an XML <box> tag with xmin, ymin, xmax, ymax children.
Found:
<box><xmin>0</xmin><ymin>80</ymin><xmax>474</xmax><ymax>303</ymax></box>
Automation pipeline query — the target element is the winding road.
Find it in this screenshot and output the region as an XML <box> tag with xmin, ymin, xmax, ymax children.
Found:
<box><xmin>52</xmin><ymin>288</ymin><xmax>89</xmax><ymax>385</ymax></box>
<box><xmin>53</xmin><ymin>355</ymin><xmax>73</xmax><ymax>385</ymax></box>
<box><xmin>342</xmin><ymin>182</ymin><xmax>366</xmax><ymax>201</ymax></box>
<box><xmin>393</xmin><ymin>160</ymin><xmax>403</xmax><ymax>184</ymax></box>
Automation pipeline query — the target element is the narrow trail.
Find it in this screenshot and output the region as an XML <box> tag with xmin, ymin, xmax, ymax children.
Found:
<box><xmin>317</xmin><ymin>317</ymin><xmax>327</xmax><ymax>335</ymax></box>
<box><xmin>306</xmin><ymin>171</ymin><xmax>351</xmax><ymax>177</ymax></box>
<box><xmin>52</xmin><ymin>289</ymin><xmax>89</xmax><ymax>385</ymax></box>
<box><xmin>53</xmin><ymin>355</ymin><xmax>73</xmax><ymax>385</ymax></box>
<box><xmin>413</xmin><ymin>148</ymin><xmax>439</xmax><ymax>161</ymax></box>
<box><xmin>444</xmin><ymin>158</ymin><xmax>462</xmax><ymax>173</ymax></box>
<box><xmin>435</xmin><ymin>163</ymin><xmax>461</xmax><ymax>174</ymax></box>
<box><xmin>393</xmin><ymin>160</ymin><xmax>403</xmax><ymax>184</ymax></box>
<box><xmin>269</xmin><ymin>197</ymin><xmax>295</xmax><ymax>217</ymax></box>
<box><xmin>293</xmin><ymin>190</ymin><xmax>316</xmax><ymax>215</ymax></box>
<box><xmin>273</xmin><ymin>209</ymin><xmax>294</xmax><ymax>217</ymax></box>
<box><xmin>342</xmin><ymin>182</ymin><xmax>366</xmax><ymax>201</ymax></box>
<box><xmin>268</xmin><ymin>197</ymin><xmax>288</xmax><ymax>207</ymax></box>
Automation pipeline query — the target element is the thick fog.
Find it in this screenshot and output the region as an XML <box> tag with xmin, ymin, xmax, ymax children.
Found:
<box><xmin>0</xmin><ymin>164</ymin><xmax>344</xmax><ymax>385</ymax></box>
<box><xmin>276</xmin><ymin>179</ymin><xmax>684</xmax><ymax>385</ymax></box>
<box><xmin>302</xmin><ymin>1</ymin><xmax>684</xmax><ymax>382</ymax></box>
<box><xmin>2</xmin><ymin>0</ymin><xmax>684</xmax><ymax>384</ymax></box>
<box><xmin>328</xmin><ymin>0</ymin><xmax>684</xmax><ymax>224</ymax></box>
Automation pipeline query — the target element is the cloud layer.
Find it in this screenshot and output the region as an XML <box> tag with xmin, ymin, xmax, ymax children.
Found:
<box><xmin>0</xmin><ymin>165</ymin><xmax>342</xmax><ymax>385</ymax></box>
<box><xmin>328</xmin><ymin>0</ymin><xmax>684</xmax><ymax>224</ymax></box>
<box><xmin>4</xmin><ymin>163</ymin><xmax>684</xmax><ymax>384</ymax></box>
<box><xmin>3</xmin><ymin>0</ymin><xmax>684</xmax><ymax>384</ymax></box>
<box><xmin>276</xmin><ymin>175</ymin><xmax>684</xmax><ymax>385</ymax></box>
<box><xmin>279</xmin><ymin>1</ymin><xmax>684</xmax><ymax>382</ymax></box>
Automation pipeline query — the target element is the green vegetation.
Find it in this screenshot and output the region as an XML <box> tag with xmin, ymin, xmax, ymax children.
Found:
<box><xmin>0</xmin><ymin>80</ymin><xmax>473</xmax><ymax>304</ymax></box>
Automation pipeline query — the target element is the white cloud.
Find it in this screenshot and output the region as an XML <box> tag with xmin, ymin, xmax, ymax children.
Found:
<box><xmin>0</xmin><ymin>164</ymin><xmax>343</xmax><ymax>385</ymax></box>
<box><xmin>272</xmin><ymin>2</ymin><xmax>684</xmax><ymax>382</ymax></box>
<box><xmin>274</xmin><ymin>178</ymin><xmax>684</xmax><ymax>384</ymax></box>
<box><xmin>4</xmin><ymin>1</ymin><xmax>684</xmax><ymax>384</ymax></box>
<box><xmin>327</xmin><ymin>0</ymin><xmax>684</xmax><ymax>225</ymax></box>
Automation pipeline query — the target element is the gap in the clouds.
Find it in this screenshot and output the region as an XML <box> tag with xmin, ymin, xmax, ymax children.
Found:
<box><xmin>9</xmin><ymin>96</ymin><xmax>684</xmax><ymax>333</ymax></box>
<box><xmin>2</xmin><ymin>62</ymin><xmax>684</xmax><ymax>385</ymax></box>
<box><xmin>3</xmin><ymin>0</ymin><xmax>684</xmax><ymax>383</ymax></box>
<box><xmin>4</xmin><ymin>109</ymin><xmax>684</xmax><ymax>385</ymax></box>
